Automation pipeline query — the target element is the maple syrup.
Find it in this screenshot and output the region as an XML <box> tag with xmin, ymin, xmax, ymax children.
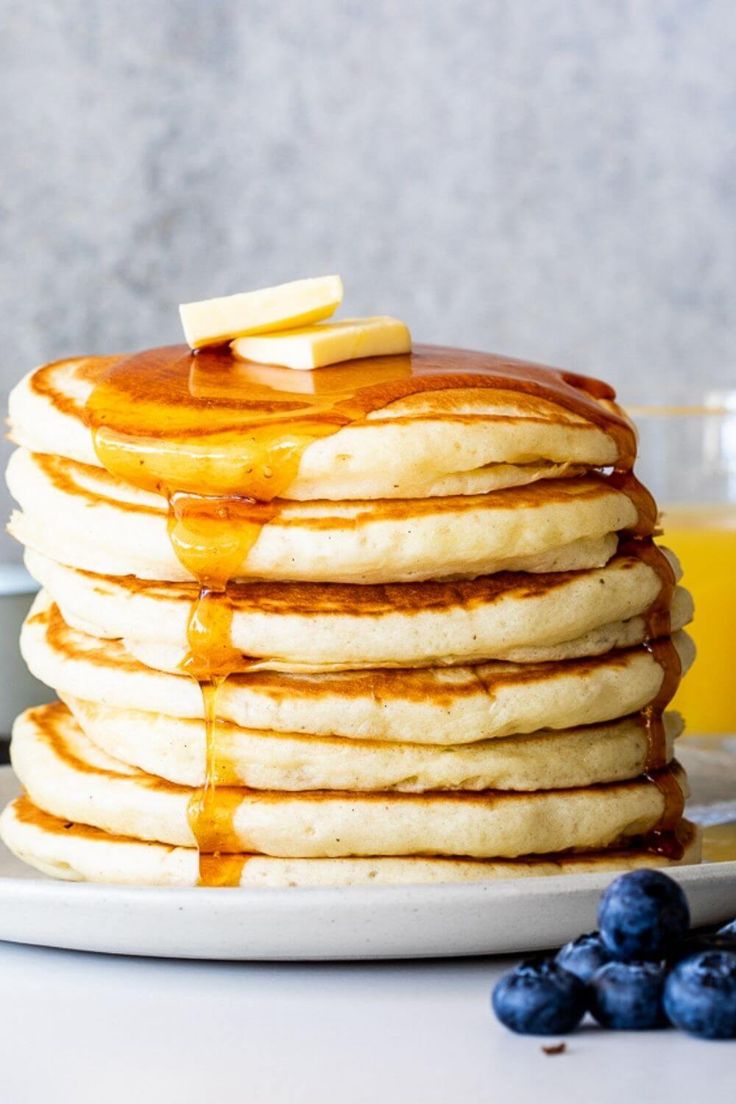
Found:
<box><xmin>639</xmin><ymin>771</ymin><xmax>688</xmax><ymax>861</ymax></box>
<box><xmin>85</xmin><ymin>343</ymin><xmax>639</xmax><ymax>498</ymax></box>
<box><xmin>615</xmin><ymin>536</ymin><xmax>682</xmax><ymax>800</ymax></box>
<box><xmin>641</xmin><ymin>638</ymin><xmax>682</xmax><ymax>771</ymax></box>
<box><xmin>84</xmin><ymin>342</ymin><xmax>677</xmax><ymax>883</ymax></box>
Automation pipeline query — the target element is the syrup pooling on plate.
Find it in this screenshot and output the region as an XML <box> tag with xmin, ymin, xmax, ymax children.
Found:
<box><xmin>84</xmin><ymin>343</ymin><xmax>648</xmax><ymax>885</ymax></box>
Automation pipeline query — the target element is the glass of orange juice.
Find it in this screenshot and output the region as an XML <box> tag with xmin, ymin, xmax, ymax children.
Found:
<box><xmin>631</xmin><ymin>393</ymin><xmax>736</xmax><ymax>734</ymax></box>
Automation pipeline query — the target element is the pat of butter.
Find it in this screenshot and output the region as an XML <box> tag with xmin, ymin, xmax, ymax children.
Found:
<box><xmin>230</xmin><ymin>316</ymin><xmax>412</xmax><ymax>370</ymax></box>
<box><xmin>179</xmin><ymin>275</ymin><xmax>343</xmax><ymax>349</ymax></box>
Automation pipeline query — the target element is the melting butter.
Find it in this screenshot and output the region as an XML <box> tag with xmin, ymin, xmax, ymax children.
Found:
<box><xmin>179</xmin><ymin>275</ymin><xmax>343</xmax><ymax>350</ymax></box>
<box><xmin>231</xmin><ymin>316</ymin><xmax>411</xmax><ymax>371</ymax></box>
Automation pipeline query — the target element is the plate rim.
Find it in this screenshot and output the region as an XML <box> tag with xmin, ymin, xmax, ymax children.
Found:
<box><xmin>1</xmin><ymin>770</ymin><xmax>735</xmax><ymax>960</ymax></box>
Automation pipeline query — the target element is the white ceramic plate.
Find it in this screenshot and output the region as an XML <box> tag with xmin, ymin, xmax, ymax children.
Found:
<box><xmin>0</xmin><ymin>744</ymin><xmax>735</xmax><ymax>961</ymax></box>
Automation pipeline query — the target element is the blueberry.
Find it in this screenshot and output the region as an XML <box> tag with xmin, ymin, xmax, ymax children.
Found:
<box><xmin>589</xmin><ymin>961</ymin><xmax>667</xmax><ymax>1030</ymax></box>
<box><xmin>664</xmin><ymin>951</ymin><xmax>736</xmax><ymax>1039</ymax></box>
<box><xmin>492</xmin><ymin>958</ymin><xmax>587</xmax><ymax>1036</ymax></box>
<box><xmin>597</xmin><ymin>869</ymin><xmax>690</xmax><ymax>962</ymax></box>
<box><xmin>556</xmin><ymin>931</ymin><xmax>611</xmax><ymax>983</ymax></box>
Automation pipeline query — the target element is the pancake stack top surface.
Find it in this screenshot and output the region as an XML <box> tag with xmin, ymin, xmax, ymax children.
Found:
<box><xmin>0</xmin><ymin>278</ymin><xmax>699</xmax><ymax>887</ymax></box>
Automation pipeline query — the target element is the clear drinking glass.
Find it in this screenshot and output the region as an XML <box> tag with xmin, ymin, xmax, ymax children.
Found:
<box><xmin>631</xmin><ymin>391</ymin><xmax>736</xmax><ymax>736</ymax></box>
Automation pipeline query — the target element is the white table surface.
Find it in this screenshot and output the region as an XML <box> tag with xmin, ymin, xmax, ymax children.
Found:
<box><xmin>0</xmin><ymin>941</ymin><xmax>733</xmax><ymax>1104</ymax></box>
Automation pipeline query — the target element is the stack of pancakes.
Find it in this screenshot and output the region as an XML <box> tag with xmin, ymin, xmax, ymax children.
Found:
<box><xmin>0</xmin><ymin>344</ymin><xmax>699</xmax><ymax>886</ymax></box>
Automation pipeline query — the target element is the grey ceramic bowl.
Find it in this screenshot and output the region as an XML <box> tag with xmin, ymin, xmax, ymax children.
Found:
<box><xmin>0</xmin><ymin>563</ymin><xmax>53</xmax><ymax>739</ymax></box>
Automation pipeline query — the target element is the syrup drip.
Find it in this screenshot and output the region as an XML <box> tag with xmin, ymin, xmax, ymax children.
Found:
<box><xmin>641</xmin><ymin>638</ymin><xmax>682</xmax><ymax>771</ymax></box>
<box><xmin>185</xmin><ymin>679</ymin><xmax>226</xmax><ymax>875</ymax></box>
<box><xmin>185</xmin><ymin>680</ymin><xmax>243</xmax><ymax>861</ymax></box>
<box><xmin>608</xmin><ymin>471</ymin><xmax>659</xmax><ymax>536</ymax></box>
<box><xmin>648</xmin><ymin>770</ymin><xmax>686</xmax><ymax>831</ymax></box>
<box><xmin>617</xmin><ymin>536</ymin><xmax>677</xmax><ymax>640</ymax></box>
<box><xmin>172</xmin><ymin>501</ymin><xmax>268</xmax><ymax>885</ymax></box>
<box><xmin>181</xmin><ymin>598</ymin><xmax>248</xmax><ymax>885</ymax></box>
<box><xmin>168</xmin><ymin>496</ymin><xmax>280</xmax><ymax>591</ymax></box>
<box><xmin>168</xmin><ymin>480</ymin><xmax>271</xmax><ymax>883</ymax></box>
<box><xmin>85</xmin><ymin>343</ymin><xmax>663</xmax><ymax>883</ymax></box>
<box><xmin>198</xmin><ymin>854</ymin><xmax>248</xmax><ymax>887</ymax></box>
<box><xmin>616</xmin><ymin>536</ymin><xmax>685</xmax><ymax>848</ymax></box>
<box><xmin>639</xmin><ymin>772</ymin><xmax>688</xmax><ymax>860</ymax></box>
<box><xmin>641</xmin><ymin>816</ymin><xmax>688</xmax><ymax>862</ymax></box>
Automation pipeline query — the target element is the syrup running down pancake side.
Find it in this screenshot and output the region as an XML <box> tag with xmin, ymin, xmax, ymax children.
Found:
<box><xmin>84</xmin><ymin>343</ymin><xmax>680</xmax><ymax>882</ymax></box>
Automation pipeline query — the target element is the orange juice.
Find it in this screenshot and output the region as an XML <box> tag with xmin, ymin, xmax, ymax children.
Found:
<box><xmin>661</xmin><ymin>504</ymin><xmax>736</xmax><ymax>733</ymax></box>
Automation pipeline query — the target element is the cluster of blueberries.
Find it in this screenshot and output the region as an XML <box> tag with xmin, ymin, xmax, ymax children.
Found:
<box><xmin>492</xmin><ymin>869</ymin><xmax>736</xmax><ymax>1040</ymax></box>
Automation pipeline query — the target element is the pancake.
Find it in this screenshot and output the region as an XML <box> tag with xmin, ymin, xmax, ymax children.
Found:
<box><xmin>0</xmin><ymin>797</ymin><xmax>701</xmax><ymax>887</ymax></box>
<box><xmin>62</xmin><ymin>693</ymin><xmax>683</xmax><ymax>790</ymax></box>
<box><xmin>11</xmin><ymin>703</ymin><xmax>689</xmax><ymax>858</ymax></box>
<box><xmin>3</xmin><ymin>338</ymin><xmax>698</xmax><ymax>891</ymax></box>
<box><xmin>24</xmin><ymin>547</ymin><xmax>693</xmax><ymax>672</ymax></box>
<box><xmin>21</xmin><ymin>595</ymin><xmax>696</xmax><ymax>744</ymax></box>
<box><xmin>7</xmin><ymin>449</ymin><xmax>638</xmax><ymax>584</ymax></box>
<box><xmin>7</xmin><ymin>347</ymin><xmax>631</xmax><ymax>502</ymax></box>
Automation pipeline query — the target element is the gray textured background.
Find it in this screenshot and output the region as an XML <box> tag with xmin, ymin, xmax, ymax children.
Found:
<box><xmin>1</xmin><ymin>0</ymin><xmax>735</xmax><ymax>558</ymax></box>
